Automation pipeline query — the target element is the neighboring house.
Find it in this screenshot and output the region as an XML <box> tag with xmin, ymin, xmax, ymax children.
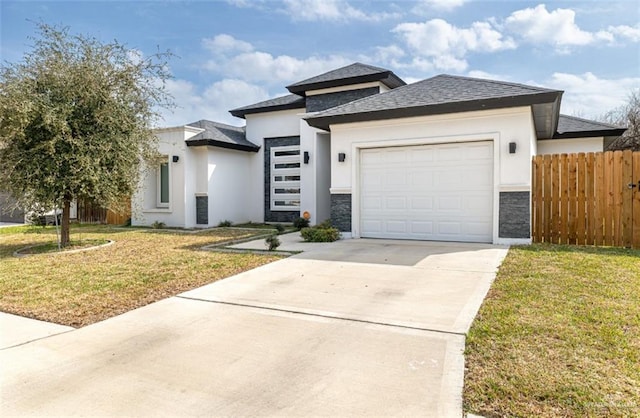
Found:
<box><xmin>131</xmin><ymin>63</ymin><xmax>625</xmax><ymax>244</ymax></box>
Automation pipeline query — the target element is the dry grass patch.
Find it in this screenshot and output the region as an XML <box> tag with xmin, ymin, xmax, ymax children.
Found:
<box><xmin>0</xmin><ymin>225</ymin><xmax>281</xmax><ymax>327</ymax></box>
<box><xmin>464</xmin><ymin>244</ymin><xmax>640</xmax><ymax>417</ymax></box>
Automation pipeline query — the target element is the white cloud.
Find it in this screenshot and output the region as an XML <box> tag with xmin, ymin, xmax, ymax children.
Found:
<box><xmin>413</xmin><ymin>0</ymin><xmax>468</xmax><ymax>14</ymax></box>
<box><xmin>159</xmin><ymin>78</ymin><xmax>269</xmax><ymax>127</ymax></box>
<box><xmin>393</xmin><ymin>18</ymin><xmax>515</xmax><ymax>71</ymax></box>
<box><xmin>466</xmin><ymin>70</ymin><xmax>510</xmax><ymax>81</ymax></box>
<box><xmin>505</xmin><ymin>4</ymin><xmax>593</xmax><ymax>47</ymax></box>
<box><xmin>159</xmin><ymin>33</ymin><xmax>359</xmax><ymax>126</ymax></box>
<box><xmin>542</xmin><ymin>72</ymin><xmax>640</xmax><ymax>118</ymax></box>
<box><xmin>503</xmin><ymin>4</ymin><xmax>637</xmax><ymax>51</ymax></box>
<box><xmin>202</xmin><ymin>34</ymin><xmax>253</xmax><ymax>54</ymax></box>
<box><xmin>608</xmin><ymin>24</ymin><xmax>640</xmax><ymax>42</ymax></box>
<box><xmin>281</xmin><ymin>0</ymin><xmax>399</xmax><ymax>22</ymax></box>
<box><xmin>201</xmin><ymin>34</ymin><xmax>352</xmax><ymax>86</ymax></box>
<box><xmin>371</xmin><ymin>44</ymin><xmax>406</xmax><ymax>63</ymax></box>
<box><xmin>206</xmin><ymin>51</ymin><xmax>352</xmax><ymax>85</ymax></box>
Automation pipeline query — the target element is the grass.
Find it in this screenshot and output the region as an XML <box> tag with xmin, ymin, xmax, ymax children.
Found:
<box><xmin>464</xmin><ymin>244</ymin><xmax>640</xmax><ymax>417</ymax></box>
<box><xmin>0</xmin><ymin>224</ymin><xmax>282</xmax><ymax>327</ymax></box>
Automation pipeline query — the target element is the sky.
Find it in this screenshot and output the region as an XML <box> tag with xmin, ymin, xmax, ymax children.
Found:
<box><xmin>1</xmin><ymin>0</ymin><xmax>639</xmax><ymax>127</ymax></box>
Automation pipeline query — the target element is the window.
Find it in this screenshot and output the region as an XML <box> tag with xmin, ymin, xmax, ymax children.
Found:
<box><xmin>157</xmin><ymin>158</ymin><xmax>170</xmax><ymax>207</ymax></box>
<box><xmin>271</xmin><ymin>146</ymin><xmax>300</xmax><ymax>211</ymax></box>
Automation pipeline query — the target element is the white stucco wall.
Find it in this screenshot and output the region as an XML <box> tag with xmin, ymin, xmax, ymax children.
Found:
<box><xmin>315</xmin><ymin>133</ymin><xmax>332</xmax><ymax>223</ymax></box>
<box><xmin>132</xmin><ymin>127</ymin><xmax>200</xmax><ymax>228</ymax></box>
<box><xmin>299</xmin><ymin>122</ymin><xmax>332</xmax><ymax>225</ymax></box>
<box><xmin>244</xmin><ymin>109</ymin><xmax>301</xmax><ymax>222</ymax></box>
<box><xmin>536</xmin><ymin>137</ymin><xmax>604</xmax><ymax>155</ymax></box>
<box><xmin>206</xmin><ymin>147</ymin><xmax>255</xmax><ymax>226</ymax></box>
<box><xmin>328</xmin><ymin>106</ymin><xmax>537</xmax><ymax>244</ymax></box>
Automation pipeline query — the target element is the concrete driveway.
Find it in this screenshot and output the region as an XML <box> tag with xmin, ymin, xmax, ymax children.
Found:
<box><xmin>1</xmin><ymin>237</ymin><xmax>507</xmax><ymax>417</ymax></box>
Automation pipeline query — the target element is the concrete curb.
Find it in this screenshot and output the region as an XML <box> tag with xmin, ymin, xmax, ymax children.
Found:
<box><xmin>13</xmin><ymin>239</ymin><xmax>115</xmax><ymax>258</ymax></box>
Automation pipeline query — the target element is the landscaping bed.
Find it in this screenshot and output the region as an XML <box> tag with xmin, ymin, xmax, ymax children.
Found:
<box><xmin>464</xmin><ymin>244</ymin><xmax>640</xmax><ymax>417</ymax></box>
<box><xmin>0</xmin><ymin>225</ymin><xmax>281</xmax><ymax>327</ymax></box>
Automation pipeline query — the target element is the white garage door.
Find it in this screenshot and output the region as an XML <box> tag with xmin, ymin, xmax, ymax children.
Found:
<box><xmin>360</xmin><ymin>141</ymin><xmax>493</xmax><ymax>242</ymax></box>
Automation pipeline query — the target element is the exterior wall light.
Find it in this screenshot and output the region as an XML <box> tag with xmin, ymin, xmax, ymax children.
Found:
<box><xmin>338</xmin><ymin>152</ymin><xmax>346</xmax><ymax>162</ymax></box>
<box><xmin>508</xmin><ymin>142</ymin><xmax>517</xmax><ymax>154</ymax></box>
<box><xmin>304</xmin><ymin>151</ymin><xmax>310</xmax><ymax>164</ymax></box>
<box><xmin>172</xmin><ymin>155</ymin><xmax>180</xmax><ymax>163</ymax></box>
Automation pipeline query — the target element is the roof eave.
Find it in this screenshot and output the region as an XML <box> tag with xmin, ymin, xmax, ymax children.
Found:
<box><xmin>229</xmin><ymin>102</ymin><xmax>306</xmax><ymax>119</ymax></box>
<box><xmin>306</xmin><ymin>92</ymin><xmax>562</xmax><ymax>131</ymax></box>
<box><xmin>550</xmin><ymin>128</ymin><xmax>627</xmax><ymax>140</ymax></box>
<box><xmin>186</xmin><ymin>139</ymin><xmax>260</xmax><ymax>153</ymax></box>
<box><xmin>287</xmin><ymin>72</ymin><xmax>402</xmax><ymax>95</ymax></box>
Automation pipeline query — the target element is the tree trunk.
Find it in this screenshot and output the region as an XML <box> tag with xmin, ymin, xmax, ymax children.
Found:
<box><xmin>61</xmin><ymin>198</ymin><xmax>71</xmax><ymax>247</ymax></box>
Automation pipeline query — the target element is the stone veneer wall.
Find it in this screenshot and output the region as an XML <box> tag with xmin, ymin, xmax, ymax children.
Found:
<box><xmin>306</xmin><ymin>87</ymin><xmax>380</xmax><ymax>112</ymax></box>
<box><xmin>499</xmin><ymin>191</ymin><xmax>530</xmax><ymax>238</ymax></box>
<box><xmin>330</xmin><ymin>194</ymin><xmax>352</xmax><ymax>232</ymax></box>
<box><xmin>264</xmin><ymin>136</ymin><xmax>301</xmax><ymax>223</ymax></box>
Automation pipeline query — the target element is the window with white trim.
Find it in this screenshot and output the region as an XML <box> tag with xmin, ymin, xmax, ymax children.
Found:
<box><xmin>157</xmin><ymin>157</ymin><xmax>170</xmax><ymax>208</ymax></box>
<box><xmin>271</xmin><ymin>146</ymin><xmax>300</xmax><ymax>211</ymax></box>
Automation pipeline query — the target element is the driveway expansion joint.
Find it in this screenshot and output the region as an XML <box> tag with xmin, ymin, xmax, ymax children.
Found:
<box><xmin>176</xmin><ymin>295</ymin><xmax>468</xmax><ymax>337</ymax></box>
<box><xmin>1</xmin><ymin>329</ymin><xmax>75</xmax><ymax>351</ymax></box>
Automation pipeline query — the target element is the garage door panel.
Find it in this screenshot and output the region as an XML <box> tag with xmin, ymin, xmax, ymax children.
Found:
<box><xmin>410</xmin><ymin>149</ymin><xmax>435</xmax><ymax>163</ymax></box>
<box><xmin>385</xmin><ymin>171</ymin><xmax>407</xmax><ymax>187</ymax></box>
<box><xmin>410</xmin><ymin>221</ymin><xmax>433</xmax><ymax>234</ymax></box>
<box><xmin>361</xmin><ymin>219</ymin><xmax>383</xmax><ymax>234</ymax></box>
<box><xmin>360</xmin><ymin>141</ymin><xmax>493</xmax><ymax>243</ymax></box>
<box><xmin>386</xmin><ymin>220</ymin><xmax>407</xmax><ymax>233</ymax></box>
<box><xmin>362</xmin><ymin>196</ymin><xmax>383</xmax><ymax>211</ymax></box>
<box><xmin>437</xmin><ymin>146</ymin><xmax>463</xmax><ymax>161</ymax></box>
<box><xmin>467</xmin><ymin>222</ymin><xmax>492</xmax><ymax>236</ymax></box>
<box><xmin>411</xmin><ymin>197</ymin><xmax>434</xmax><ymax>210</ymax></box>
<box><xmin>386</xmin><ymin>196</ymin><xmax>407</xmax><ymax>210</ymax></box>
<box><xmin>410</xmin><ymin>171</ymin><xmax>433</xmax><ymax>186</ymax></box>
<box><xmin>438</xmin><ymin>222</ymin><xmax>462</xmax><ymax>235</ymax></box>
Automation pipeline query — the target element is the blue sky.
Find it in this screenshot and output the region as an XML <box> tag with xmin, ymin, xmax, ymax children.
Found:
<box><xmin>2</xmin><ymin>0</ymin><xmax>639</xmax><ymax>127</ymax></box>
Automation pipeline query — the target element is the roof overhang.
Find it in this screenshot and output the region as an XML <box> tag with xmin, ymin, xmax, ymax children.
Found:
<box><xmin>287</xmin><ymin>72</ymin><xmax>405</xmax><ymax>96</ymax></box>
<box><xmin>549</xmin><ymin>128</ymin><xmax>627</xmax><ymax>140</ymax></box>
<box><xmin>229</xmin><ymin>99</ymin><xmax>305</xmax><ymax>119</ymax></box>
<box><xmin>186</xmin><ymin>139</ymin><xmax>260</xmax><ymax>152</ymax></box>
<box><xmin>305</xmin><ymin>91</ymin><xmax>563</xmax><ymax>132</ymax></box>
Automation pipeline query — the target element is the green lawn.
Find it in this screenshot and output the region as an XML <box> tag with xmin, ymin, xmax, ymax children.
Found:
<box><xmin>0</xmin><ymin>224</ymin><xmax>281</xmax><ymax>327</ymax></box>
<box><xmin>464</xmin><ymin>244</ymin><xmax>640</xmax><ymax>417</ymax></box>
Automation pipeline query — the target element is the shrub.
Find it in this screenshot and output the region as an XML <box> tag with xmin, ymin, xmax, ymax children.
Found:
<box><xmin>218</xmin><ymin>220</ymin><xmax>232</xmax><ymax>227</ymax></box>
<box><xmin>293</xmin><ymin>217</ymin><xmax>310</xmax><ymax>230</ymax></box>
<box><xmin>274</xmin><ymin>224</ymin><xmax>285</xmax><ymax>234</ymax></box>
<box><xmin>265</xmin><ymin>235</ymin><xmax>281</xmax><ymax>251</ymax></box>
<box><xmin>151</xmin><ymin>221</ymin><xmax>165</xmax><ymax>229</ymax></box>
<box><xmin>300</xmin><ymin>220</ymin><xmax>340</xmax><ymax>242</ymax></box>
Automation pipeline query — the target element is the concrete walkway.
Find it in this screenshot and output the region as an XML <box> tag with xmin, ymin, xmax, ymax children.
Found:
<box><xmin>0</xmin><ymin>313</ymin><xmax>74</xmax><ymax>349</ymax></box>
<box><xmin>1</xmin><ymin>237</ymin><xmax>507</xmax><ymax>417</ymax></box>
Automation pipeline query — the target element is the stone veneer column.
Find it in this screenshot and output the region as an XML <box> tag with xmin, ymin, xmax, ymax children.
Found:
<box><xmin>499</xmin><ymin>191</ymin><xmax>530</xmax><ymax>238</ymax></box>
<box><xmin>330</xmin><ymin>194</ymin><xmax>352</xmax><ymax>232</ymax></box>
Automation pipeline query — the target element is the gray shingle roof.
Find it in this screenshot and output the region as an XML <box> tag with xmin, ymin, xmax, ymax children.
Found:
<box><xmin>553</xmin><ymin>114</ymin><xmax>626</xmax><ymax>138</ymax></box>
<box><xmin>229</xmin><ymin>94</ymin><xmax>306</xmax><ymax>119</ymax></box>
<box><xmin>185</xmin><ymin>120</ymin><xmax>259</xmax><ymax>152</ymax></box>
<box><xmin>305</xmin><ymin>74</ymin><xmax>563</xmax><ymax>131</ymax></box>
<box><xmin>286</xmin><ymin>62</ymin><xmax>405</xmax><ymax>94</ymax></box>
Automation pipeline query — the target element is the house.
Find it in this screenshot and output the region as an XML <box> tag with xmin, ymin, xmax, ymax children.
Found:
<box><xmin>131</xmin><ymin>63</ymin><xmax>625</xmax><ymax>244</ymax></box>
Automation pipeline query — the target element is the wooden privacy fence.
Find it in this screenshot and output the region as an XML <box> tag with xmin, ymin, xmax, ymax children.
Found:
<box><xmin>532</xmin><ymin>150</ymin><xmax>640</xmax><ymax>248</ymax></box>
<box><xmin>77</xmin><ymin>198</ymin><xmax>131</xmax><ymax>225</ymax></box>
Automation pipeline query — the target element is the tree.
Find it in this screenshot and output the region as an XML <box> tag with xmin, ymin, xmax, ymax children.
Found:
<box><xmin>602</xmin><ymin>89</ymin><xmax>640</xmax><ymax>151</ymax></box>
<box><xmin>0</xmin><ymin>23</ymin><xmax>173</xmax><ymax>246</ymax></box>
